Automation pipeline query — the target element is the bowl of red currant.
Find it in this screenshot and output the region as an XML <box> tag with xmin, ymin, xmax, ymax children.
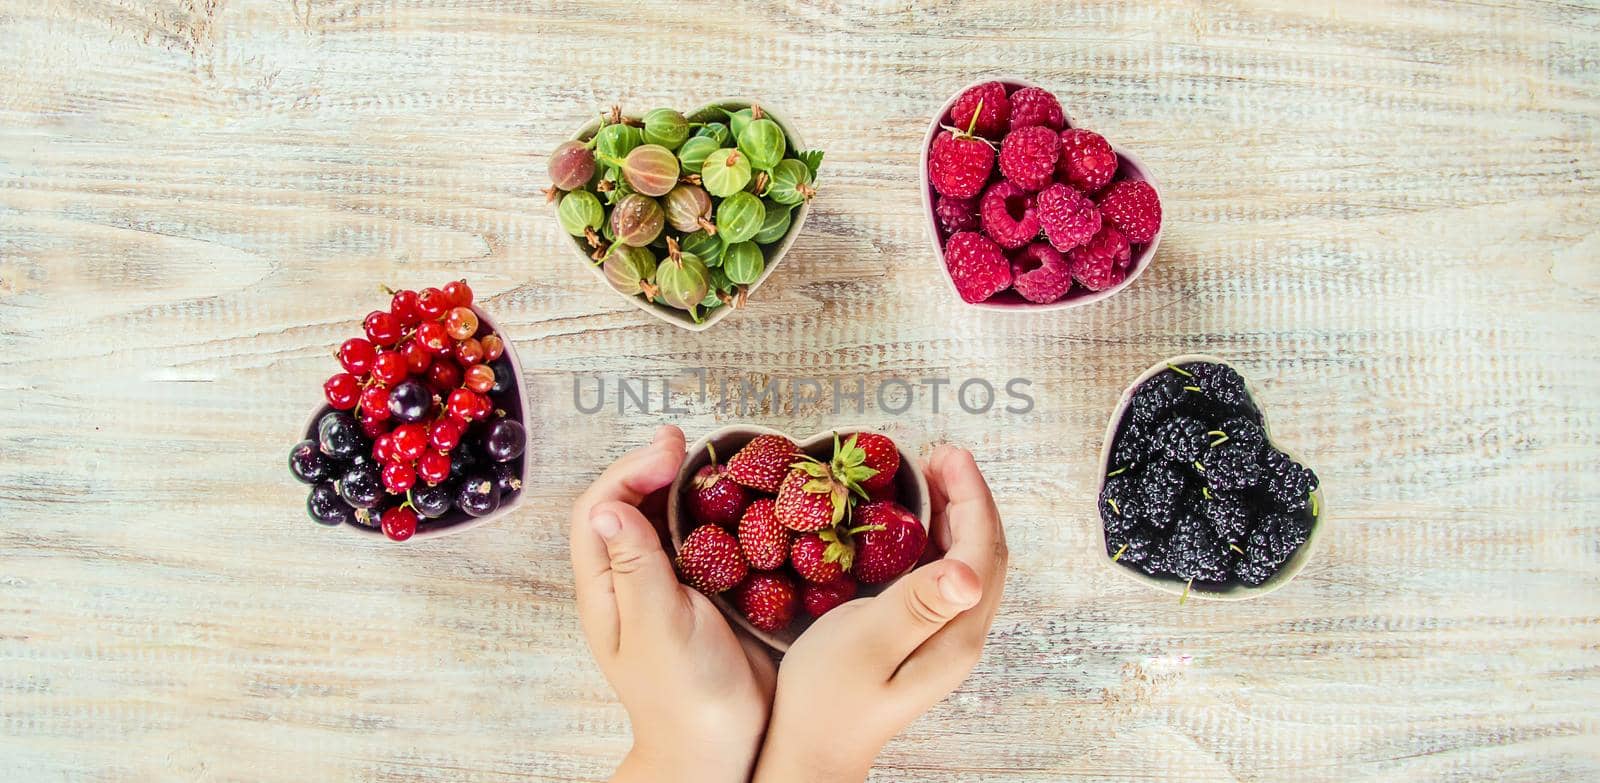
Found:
<box><xmin>288</xmin><ymin>280</ymin><xmax>529</xmax><ymax>541</ymax></box>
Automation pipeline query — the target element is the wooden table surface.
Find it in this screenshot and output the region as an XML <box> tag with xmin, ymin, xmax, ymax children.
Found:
<box><xmin>3</xmin><ymin>1</ymin><xmax>1598</xmax><ymax>781</ymax></box>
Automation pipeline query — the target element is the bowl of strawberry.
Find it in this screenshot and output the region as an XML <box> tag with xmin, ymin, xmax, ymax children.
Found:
<box><xmin>922</xmin><ymin>78</ymin><xmax>1164</xmax><ymax>308</ymax></box>
<box><xmin>288</xmin><ymin>280</ymin><xmax>529</xmax><ymax>542</ymax></box>
<box><xmin>666</xmin><ymin>427</ymin><xmax>930</xmax><ymax>652</ymax></box>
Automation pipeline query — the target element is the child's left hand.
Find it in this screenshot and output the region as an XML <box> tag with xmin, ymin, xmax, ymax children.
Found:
<box><xmin>570</xmin><ymin>425</ymin><xmax>777</xmax><ymax>783</ymax></box>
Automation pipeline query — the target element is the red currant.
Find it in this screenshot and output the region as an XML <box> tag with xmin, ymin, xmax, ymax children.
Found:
<box><xmin>400</xmin><ymin>340</ymin><xmax>432</xmax><ymax>374</ymax></box>
<box><xmin>372</xmin><ymin>351</ymin><xmax>407</xmax><ymax>385</ymax></box>
<box><xmin>427</xmin><ymin>358</ymin><xmax>462</xmax><ymax>392</ymax></box>
<box><xmin>429</xmin><ymin>419</ymin><xmax>463</xmax><ymax>451</ymax></box>
<box><xmin>390</xmin><ymin>289</ymin><xmax>421</xmax><ymax>327</ymax></box>
<box><xmin>464</xmin><ymin>364</ymin><xmax>495</xmax><ymax>394</ymax></box>
<box><xmin>454</xmin><ymin>337</ymin><xmax>484</xmax><ymax>366</ymax></box>
<box><xmin>360</xmin><ymin>385</ymin><xmax>391</xmax><ymax>420</ymax></box>
<box><xmin>373</xmin><ymin>432</ymin><xmax>395</xmax><ymax>462</ymax></box>
<box><xmin>392</xmin><ymin>423</ymin><xmax>427</xmax><ymax>461</ymax></box>
<box><xmin>382</xmin><ymin>462</ymin><xmax>416</xmax><ymax>493</ymax></box>
<box><xmin>470</xmin><ymin>392</ymin><xmax>492</xmax><ymax>420</ymax></box>
<box><xmin>480</xmin><ymin>334</ymin><xmax>505</xmax><ymax>362</ymax></box>
<box><xmin>324</xmin><ymin>373</ymin><xmax>359</xmax><ymax>409</ymax></box>
<box><xmin>443</xmin><ymin>279</ymin><xmax>474</xmax><ymax>308</ymax></box>
<box><xmin>417</xmin><ymin>287</ymin><xmax>449</xmax><ymax>319</ymax></box>
<box><xmin>447</xmin><ymin>389</ymin><xmax>478</xmax><ymax>421</ymax></box>
<box><xmin>337</xmin><ymin>338</ymin><xmax>377</xmax><ymax>375</ymax></box>
<box><xmin>358</xmin><ymin>411</ymin><xmax>388</xmax><ymax>439</ymax></box>
<box><xmin>381</xmin><ymin>506</ymin><xmax>418</xmax><ymax>542</ymax></box>
<box><xmin>444</xmin><ymin>307</ymin><xmax>479</xmax><ymax>341</ymax></box>
<box><xmin>363</xmin><ymin>310</ymin><xmax>402</xmax><ymax>346</ymax></box>
<box><xmin>416</xmin><ymin>320</ymin><xmax>450</xmax><ymax>354</ymax></box>
<box><xmin>417</xmin><ymin>451</ymin><xmax>451</xmax><ymax>485</ymax></box>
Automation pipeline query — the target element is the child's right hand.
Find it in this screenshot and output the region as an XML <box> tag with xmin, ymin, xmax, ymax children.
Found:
<box><xmin>752</xmin><ymin>445</ymin><xmax>1009</xmax><ymax>783</ymax></box>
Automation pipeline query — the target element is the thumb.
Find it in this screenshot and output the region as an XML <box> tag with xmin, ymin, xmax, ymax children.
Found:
<box><xmin>590</xmin><ymin>500</ymin><xmax>684</xmax><ymax>639</ymax></box>
<box><xmin>852</xmin><ymin>558</ymin><xmax>982</xmax><ymax>670</ymax></box>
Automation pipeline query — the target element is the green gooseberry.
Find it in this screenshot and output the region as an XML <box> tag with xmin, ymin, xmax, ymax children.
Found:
<box><xmin>726</xmin><ymin>108</ymin><xmax>754</xmax><ymax>139</ymax></box>
<box><xmin>716</xmin><ymin>191</ymin><xmax>765</xmax><ymax>244</ymax></box>
<box><xmin>752</xmin><ymin>200</ymin><xmax>793</xmax><ymax>245</ymax></box>
<box><xmin>602</xmin><ymin>245</ymin><xmax>657</xmax><ymax>297</ymax></box>
<box><xmin>610</xmin><ymin>193</ymin><xmax>664</xmax><ymax>247</ymax></box>
<box><xmin>557</xmin><ymin>190</ymin><xmax>604</xmax><ymax>236</ymax></box>
<box><xmin>656</xmin><ymin>242</ymin><xmax>710</xmax><ymax>312</ymax></box>
<box><xmin>709</xmin><ymin>265</ymin><xmax>732</xmax><ymax>292</ymax></box>
<box><xmin>695</xmin><ymin>122</ymin><xmax>731</xmax><ymax>146</ymax></box>
<box><xmin>722</xmin><ymin>241</ymin><xmax>765</xmax><ymax>285</ymax></box>
<box><xmin>617</xmin><ymin>144</ymin><xmax>679</xmax><ymax>197</ymax></box>
<box><xmin>737</xmin><ymin>118</ymin><xmax>787</xmax><ymax>171</ymax></box>
<box><xmin>662</xmin><ymin>184</ymin><xmax>713</xmax><ymax>233</ymax></box>
<box><xmin>594</xmin><ymin>123</ymin><xmax>642</xmax><ymax>162</ymax></box>
<box><xmin>680</xmin><ymin>230</ymin><xmax>723</xmax><ymax>267</ymax></box>
<box><xmin>767</xmin><ymin>158</ymin><xmax>816</xmax><ymax>206</ymax></box>
<box><xmin>699</xmin><ymin>287</ymin><xmax>723</xmax><ymax>309</ymax></box>
<box><xmin>678</xmin><ymin>136</ymin><xmax>721</xmax><ymax>174</ymax></box>
<box><xmin>701</xmin><ymin>148</ymin><xmax>752</xmax><ymax>198</ymax></box>
<box><xmin>642</xmin><ymin>108</ymin><xmax>690</xmax><ymax>151</ymax></box>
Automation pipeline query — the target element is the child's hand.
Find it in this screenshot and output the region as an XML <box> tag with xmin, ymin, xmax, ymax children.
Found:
<box><xmin>753</xmin><ymin>445</ymin><xmax>1008</xmax><ymax>783</ymax></box>
<box><xmin>570</xmin><ymin>425</ymin><xmax>777</xmax><ymax>783</ymax></box>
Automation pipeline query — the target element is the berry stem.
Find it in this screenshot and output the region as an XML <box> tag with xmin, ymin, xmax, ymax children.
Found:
<box><xmin>1167</xmin><ymin>364</ymin><xmax>1193</xmax><ymax>378</ymax></box>
<box><xmin>1310</xmin><ymin>493</ymin><xmax>1320</xmax><ymax>517</ymax></box>
<box><xmin>1179</xmin><ymin>578</ymin><xmax>1193</xmax><ymax>605</ymax></box>
<box><xmin>1106</xmin><ymin>498</ymin><xmax>1120</xmax><ymax>515</ymax></box>
<box><xmin>1111</xmin><ymin>543</ymin><xmax>1128</xmax><ymax>562</ymax></box>
<box><xmin>1229</xmin><ymin>544</ymin><xmax>1244</xmax><ymax>555</ymax></box>
<box><xmin>1106</xmin><ymin>466</ymin><xmax>1128</xmax><ymax>478</ymax></box>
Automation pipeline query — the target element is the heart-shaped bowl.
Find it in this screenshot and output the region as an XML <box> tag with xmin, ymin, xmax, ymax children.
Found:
<box><xmin>563</xmin><ymin>99</ymin><xmax>813</xmax><ymax>332</ymax></box>
<box><xmin>300</xmin><ymin>304</ymin><xmax>530</xmax><ymax>540</ymax></box>
<box><xmin>1096</xmin><ymin>354</ymin><xmax>1326</xmax><ymax>600</ymax></box>
<box><xmin>667</xmin><ymin>425</ymin><xmax>931</xmax><ymax>652</ymax></box>
<box><xmin>920</xmin><ymin>77</ymin><xmax>1163</xmax><ymax>310</ymax></box>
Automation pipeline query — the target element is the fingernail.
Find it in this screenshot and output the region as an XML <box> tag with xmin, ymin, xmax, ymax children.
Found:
<box><xmin>591</xmin><ymin>511</ymin><xmax>622</xmax><ymax>540</ymax></box>
<box><xmin>938</xmin><ymin>574</ymin><xmax>979</xmax><ymax>608</ymax></box>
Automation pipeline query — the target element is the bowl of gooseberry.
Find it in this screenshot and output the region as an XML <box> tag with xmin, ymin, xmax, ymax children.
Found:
<box><xmin>547</xmin><ymin>101</ymin><xmax>824</xmax><ymax>331</ymax></box>
<box><xmin>289</xmin><ymin>280</ymin><xmax>530</xmax><ymax>541</ymax></box>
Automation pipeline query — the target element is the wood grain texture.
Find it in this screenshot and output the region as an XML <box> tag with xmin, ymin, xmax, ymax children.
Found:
<box><xmin>2</xmin><ymin>0</ymin><xmax>1598</xmax><ymax>780</ymax></box>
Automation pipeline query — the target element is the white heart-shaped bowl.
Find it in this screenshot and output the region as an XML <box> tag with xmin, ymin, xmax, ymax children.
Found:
<box><xmin>920</xmin><ymin>77</ymin><xmax>1163</xmax><ymax>310</ymax></box>
<box><xmin>563</xmin><ymin>100</ymin><xmax>813</xmax><ymax>332</ymax></box>
<box><xmin>300</xmin><ymin>304</ymin><xmax>530</xmax><ymax>540</ymax></box>
<box><xmin>1096</xmin><ymin>354</ymin><xmax>1326</xmax><ymax>599</ymax></box>
<box><xmin>667</xmin><ymin>425</ymin><xmax>931</xmax><ymax>652</ymax></box>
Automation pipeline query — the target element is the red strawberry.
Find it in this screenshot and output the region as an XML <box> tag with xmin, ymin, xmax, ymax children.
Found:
<box><xmin>724</xmin><ymin>434</ymin><xmax>798</xmax><ymax>493</ymax></box>
<box><xmin>835</xmin><ymin>432</ymin><xmax>900</xmax><ymax>493</ymax></box>
<box><xmin>790</xmin><ymin>530</ymin><xmax>851</xmax><ymax>584</ymax></box>
<box><xmin>1096</xmin><ymin>179</ymin><xmax>1162</xmax><ymax>244</ymax></box>
<box><xmin>802</xmin><ymin>575</ymin><xmax>858</xmax><ymax>618</ymax></box>
<box><xmin>928</xmin><ymin>130</ymin><xmax>994</xmax><ymax>200</ymax></box>
<box><xmin>852</xmin><ymin>501</ymin><xmax>928</xmax><ymax>584</ymax></box>
<box><xmin>737</xmin><ymin>498</ymin><xmax>788</xmax><ymax>570</ymax></box>
<box><xmin>774</xmin><ymin>465</ymin><xmax>848</xmax><ymax>532</ymax></box>
<box><xmin>865</xmin><ymin>481</ymin><xmax>898</xmax><ymax>504</ymax></box>
<box><xmin>687</xmin><ymin>444</ymin><xmax>748</xmax><ymax>528</ymax></box>
<box><xmin>734</xmin><ymin>572</ymin><xmax>799</xmax><ymax>633</ymax></box>
<box><xmin>675</xmin><ymin>524</ymin><xmax>747</xmax><ymax>594</ymax></box>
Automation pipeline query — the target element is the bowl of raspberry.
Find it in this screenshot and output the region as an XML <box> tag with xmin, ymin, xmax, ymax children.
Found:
<box><xmin>290</xmin><ymin>281</ymin><xmax>530</xmax><ymax>542</ymax></box>
<box><xmin>922</xmin><ymin>78</ymin><xmax>1164</xmax><ymax>309</ymax></box>
<box><xmin>1096</xmin><ymin>355</ymin><xmax>1326</xmax><ymax>600</ymax></box>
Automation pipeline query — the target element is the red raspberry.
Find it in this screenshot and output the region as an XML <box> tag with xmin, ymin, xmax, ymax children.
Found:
<box><xmin>1008</xmin><ymin>87</ymin><xmax>1065</xmax><ymax>131</ymax></box>
<box><xmin>1010</xmin><ymin>242</ymin><xmax>1074</xmax><ymax>303</ymax></box>
<box><xmin>1068</xmin><ymin>226</ymin><xmax>1132</xmax><ymax>291</ymax></box>
<box><xmin>1036</xmin><ymin>183</ymin><xmax>1102</xmax><ymax>252</ymax></box>
<box><xmin>1057</xmin><ymin>129</ymin><xmax>1118</xmax><ymax>193</ymax></box>
<box><xmin>934</xmin><ymin>195</ymin><xmax>979</xmax><ymax>234</ymax></box>
<box><xmin>943</xmin><ymin>231</ymin><xmax>1012</xmax><ymax>303</ymax></box>
<box><xmin>998</xmin><ymin>126</ymin><xmax>1059</xmax><ymax>192</ymax></box>
<box><xmin>979</xmin><ymin>180</ymin><xmax>1040</xmax><ymax>249</ymax></box>
<box><xmin>1097</xmin><ymin>179</ymin><xmax>1162</xmax><ymax>244</ymax></box>
<box><xmin>948</xmin><ymin>81</ymin><xmax>1010</xmax><ymax>139</ymax></box>
<box><xmin>928</xmin><ymin>130</ymin><xmax>994</xmax><ymax>200</ymax></box>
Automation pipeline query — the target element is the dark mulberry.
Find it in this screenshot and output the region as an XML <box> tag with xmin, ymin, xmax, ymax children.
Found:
<box><xmin>1110</xmin><ymin>410</ymin><xmax>1150</xmax><ymax>469</ymax></box>
<box><xmin>1200</xmin><ymin>492</ymin><xmax>1253</xmax><ymax>547</ymax></box>
<box><xmin>1235</xmin><ymin>511</ymin><xmax>1310</xmax><ymax>585</ymax></box>
<box><xmin>1108</xmin><ymin>529</ymin><xmax>1160</xmax><ymax>569</ymax></box>
<box><xmin>1130</xmin><ymin>371</ymin><xmax>1187</xmax><ymax>426</ymax></box>
<box><xmin>1099</xmin><ymin>474</ymin><xmax>1140</xmax><ymax>537</ymax></box>
<box><xmin>1161</xmin><ymin>514</ymin><xmax>1230</xmax><ymax>583</ymax></box>
<box><xmin>1152</xmin><ymin>415</ymin><xmax>1208</xmax><ymax>464</ymax></box>
<box><xmin>1261</xmin><ymin>448</ymin><xmax>1318</xmax><ymax>511</ymax></box>
<box><xmin>1134</xmin><ymin>463</ymin><xmax>1187</xmax><ymax>531</ymax></box>
<box><xmin>1215</xmin><ymin>417</ymin><xmax>1266</xmax><ymax>451</ymax></box>
<box><xmin>1180</xmin><ymin>362</ymin><xmax>1254</xmax><ymax>413</ymax></box>
<box><xmin>1201</xmin><ymin>442</ymin><xmax>1264</xmax><ymax>491</ymax></box>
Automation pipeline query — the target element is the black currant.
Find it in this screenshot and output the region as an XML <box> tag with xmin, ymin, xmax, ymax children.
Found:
<box><xmin>412</xmin><ymin>484</ymin><xmax>454</xmax><ymax>519</ymax></box>
<box><xmin>455</xmin><ymin>475</ymin><xmax>501</xmax><ymax>518</ymax></box>
<box><xmin>387</xmin><ymin>379</ymin><xmax>434</xmax><ymax>423</ymax></box>
<box><xmin>307</xmin><ymin>481</ymin><xmax>355</xmax><ymax>526</ymax></box>
<box><xmin>338</xmin><ymin>462</ymin><xmax>384</xmax><ymax>509</ymax></box>
<box><xmin>490</xmin><ymin>462</ymin><xmax>523</xmax><ymax>495</ymax></box>
<box><xmin>490</xmin><ymin>360</ymin><xmax>515</xmax><ymax>396</ymax></box>
<box><xmin>317</xmin><ymin>411</ymin><xmax>367</xmax><ymax>460</ymax></box>
<box><xmin>290</xmin><ymin>439</ymin><xmax>330</xmax><ymax>484</ymax></box>
<box><xmin>484</xmin><ymin>419</ymin><xmax>526</xmax><ymax>463</ymax></box>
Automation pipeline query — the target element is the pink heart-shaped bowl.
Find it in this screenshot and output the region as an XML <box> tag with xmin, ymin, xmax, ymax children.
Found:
<box><xmin>300</xmin><ymin>304</ymin><xmax>529</xmax><ymax>540</ymax></box>
<box><xmin>666</xmin><ymin>425</ymin><xmax>931</xmax><ymax>652</ymax></box>
<box><xmin>1096</xmin><ymin>354</ymin><xmax>1327</xmax><ymax>600</ymax></box>
<box><xmin>563</xmin><ymin>100</ymin><xmax>814</xmax><ymax>332</ymax></box>
<box><xmin>920</xmin><ymin>77</ymin><xmax>1163</xmax><ymax>310</ymax></box>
